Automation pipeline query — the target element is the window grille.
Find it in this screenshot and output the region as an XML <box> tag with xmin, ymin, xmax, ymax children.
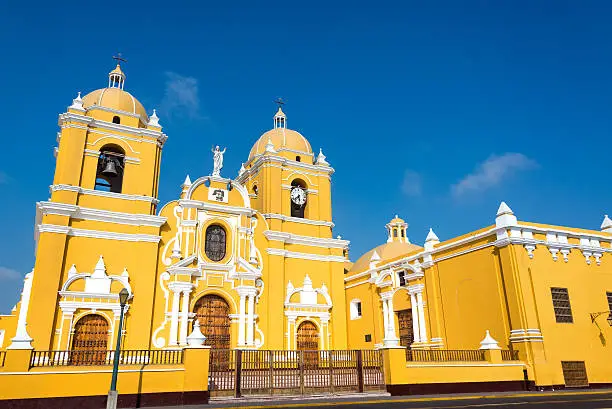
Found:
<box><xmin>551</xmin><ymin>287</ymin><xmax>573</xmax><ymax>323</ymax></box>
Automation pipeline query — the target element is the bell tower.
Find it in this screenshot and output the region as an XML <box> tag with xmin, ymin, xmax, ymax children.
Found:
<box><xmin>18</xmin><ymin>59</ymin><xmax>168</xmax><ymax>352</ymax></box>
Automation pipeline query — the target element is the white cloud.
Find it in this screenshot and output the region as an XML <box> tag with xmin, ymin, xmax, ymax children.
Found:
<box><xmin>160</xmin><ymin>72</ymin><xmax>201</xmax><ymax>118</ymax></box>
<box><xmin>452</xmin><ymin>153</ymin><xmax>537</xmax><ymax>197</ymax></box>
<box><xmin>401</xmin><ymin>170</ymin><xmax>422</xmax><ymax>197</ymax></box>
<box><xmin>0</xmin><ymin>266</ymin><xmax>21</xmax><ymax>280</ymax></box>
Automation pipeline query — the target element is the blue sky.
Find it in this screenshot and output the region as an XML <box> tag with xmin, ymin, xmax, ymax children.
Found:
<box><xmin>1</xmin><ymin>1</ymin><xmax>611</xmax><ymax>312</ymax></box>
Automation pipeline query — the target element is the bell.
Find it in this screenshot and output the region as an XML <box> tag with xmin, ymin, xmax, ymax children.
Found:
<box><xmin>101</xmin><ymin>158</ymin><xmax>118</xmax><ymax>177</ymax></box>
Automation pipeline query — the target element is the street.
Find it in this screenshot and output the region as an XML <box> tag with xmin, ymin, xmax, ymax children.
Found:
<box><xmin>195</xmin><ymin>390</ymin><xmax>612</xmax><ymax>409</ymax></box>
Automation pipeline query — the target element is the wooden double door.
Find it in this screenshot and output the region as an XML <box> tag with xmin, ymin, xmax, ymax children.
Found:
<box><xmin>397</xmin><ymin>309</ymin><xmax>414</xmax><ymax>348</ymax></box>
<box><xmin>71</xmin><ymin>314</ymin><xmax>109</xmax><ymax>365</ymax></box>
<box><xmin>194</xmin><ymin>295</ymin><xmax>231</xmax><ymax>350</ymax></box>
<box><xmin>297</xmin><ymin>320</ymin><xmax>319</xmax><ymax>367</ymax></box>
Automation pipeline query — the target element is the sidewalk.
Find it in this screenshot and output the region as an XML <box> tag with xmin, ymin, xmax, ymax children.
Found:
<box><xmin>146</xmin><ymin>388</ymin><xmax>612</xmax><ymax>409</ymax></box>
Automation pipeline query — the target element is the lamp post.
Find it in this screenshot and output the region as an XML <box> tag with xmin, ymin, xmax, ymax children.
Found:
<box><xmin>107</xmin><ymin>288</ymin><xmax>130</xmax><ymax>409</ymax></box>
<box><xmin>590</xmin><ymin>311</ymin><xmax>612</xmax><ymax>327</ymax></box>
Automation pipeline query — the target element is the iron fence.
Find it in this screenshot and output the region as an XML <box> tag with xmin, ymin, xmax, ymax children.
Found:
<box><xmin>29</xmin><ymin>349</ymin><xmax>183</xmax><ymax>367</ymax></box>
<box><xmin>406</xmin><ymin>349</ymin><xmax>486</xmax><ymax>362</ymax></box>
<box><xmin>209</xmin><ymin>349</ymin><xmax>385</xmax><ymax>397</ymax></box>
<box><xmin>501</xmin><ymin>349</ymin><xmax>520</xmax><ymax>361</ymax></box>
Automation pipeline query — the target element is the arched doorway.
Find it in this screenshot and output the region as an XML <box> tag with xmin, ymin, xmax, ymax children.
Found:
<box><xmin>296</xmin><ymin>320</ymin><xmax>319</xmax><ymax>367</ymax></box>
<box><xmin>194</xmin><ymin>295</ymin><xmax>231</xmax><ymax>349</ymax></box>
<box><xmin>71</xmin><ymin>314</ymin><xmax>109</xmax><ymax>365</ymax></box>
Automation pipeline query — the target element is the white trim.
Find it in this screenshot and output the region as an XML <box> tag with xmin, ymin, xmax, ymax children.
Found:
<box><xmin>179</xmin><ymin>199</ymin><xmax>255</xmax><ymax>216</ymax></box>
<box><xmin>405</xmin><ymin>363</ymin><xmax>525</xmax><ymax>368</ymax></box>
<box><xmin>37</xmin><ymin>224</ymin><xmax>161</xmax><ymax>243</ymax></box>
<box><xmin>37</xmin><ymin>202</ymin><xmax>166</xmax><ymax>227</ymax></box>
<box><xmin>264</xmin><ymin>230</ymin><xmax>349</xmax><ymax>248</ymax></box>
<box><xmin>58</xmin><ymin>113</ymin><xmax>168</xmax><ymax>146</ymax></box>
<box><xmin>266</xmin><ymin>248</ymin><xmax>346</xmax><ymax>262</ymax></box>
<box><xmin>50</xmin><ymin>184</ymin><xmax>159</xmax><ymax>204</ymax></box>
<box><xmin>262</xmin><ymin>213</ymin><xmax>335</xmax><ymax>228</ymax></box>
<box><xmin>345</xmin><ymin>280</ymin><xmax>370</xmax><ymax>289</ymax></box>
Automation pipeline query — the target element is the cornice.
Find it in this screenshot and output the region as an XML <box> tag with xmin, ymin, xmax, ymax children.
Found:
<box><xmin>263</xmin><ymin>230</ymin><xmax>350</xmax><ymax>248</ymax></box>
<box><xmin>266</xmin><ymin>248</ymin><xmax>346</xmax><ymax>262</ymax></box>
<box><xmin>50</xmin><ymin>184</ymin><xmax>159</xmax><ymax>205</ymax></box>
<box><xmin>261</xmin><ymin>213</ymin><xmax>335</xmax><ymax>228</ymax></box>
<box><xmin>58</xmin><ymin>112</ymin><xmax>168</xmax><ymax>146</ymax></box>
<box><xmin>37</xmin><ymin>224</ymin><xmax>161</xmax><ymax>243</ymax></box>
<box><xmin>178</xmin><ymin>199</ymin><xmax>256</xmax><ymax>216</ymax></box>
<box><xmin>37</xmin><ymin>201</ymin><xmax>166</xmax><ymax>227</ymax></box>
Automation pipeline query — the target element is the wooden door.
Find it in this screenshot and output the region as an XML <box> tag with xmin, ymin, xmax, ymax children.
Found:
<box><xmin>297</xmin><ymin>321</ymin><xmax>319</xmax><ymax>368</ymax></box>
<box><xmin>194</xmin><ymin>295</ymin><xmax>231</xmax><ymax>350</ymax></box>
<box><xmin>71</xmin><ymin>314</ymin><xmax>108</xmax><ymax>365</ymax></box>
<box><xmin>397</xmin><ymin>309</ymin><xmax>414</xmax><ymax>348</ymax></box>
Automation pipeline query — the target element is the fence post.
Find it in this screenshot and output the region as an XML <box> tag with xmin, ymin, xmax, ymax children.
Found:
<box><xmin>235</xmin><ymin>349</ymin><xmax>242</xmax><ymax>398</ymax></box>
<box><xmin>356</xmin><ymin>350</ymin><xmax>364</xmax><ymax>393</ymax></box>
<box><xmin>328</xmin><ymin>351</ymin><xmax>334</xmax><ymax>393</ymax></box>
<box><xmin>268</xmin><ymin>351</ymin><xmax>274</xmax><ymax>395</ymax></box>
<box><xmin>299</xmin><ymin>350</ymin><xmax>305</xmax><ymax>395</ymax></box>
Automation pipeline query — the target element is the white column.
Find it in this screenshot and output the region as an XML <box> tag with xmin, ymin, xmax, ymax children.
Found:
<box><xmin>416</xmin><ymin>291</ymin><xmax>428</xmax><ymax>342</ymax></box>
<box><xmin>246</xmin><ymin>293</ymin><xmax>255</xmax><ymax>346</ymax></box>
<box><xmin>9</xmin><ymin>272</ymin><xmax>34</xmax><ymax>349</ymax></box>
<box><xmin>410</xmin><ymin>292</ymin><xmax>421</xmax><ymax>343</ymax></box>
<box><xmin>382</xmin><ymin>298</ymin><xmax>389</xmax><ymax>339</ymax></box>
<box><xmin>238</xmin><ymin>293</ymin><xmax>246</xmax><ymax>346</ymax></box>
<box><xmin>387</xmin><ymin>298</ymin><xmax>396</xmax><ymax>337</ymax></box>
<box><xmin>168</xmin><ymin>287</ymin><xmax>181</xmax><ymax>346</ymax></box>
<box><xmin>179</xmin><ymin>287</ymin><xmax>192</xmax><ymax>345</ymax></box>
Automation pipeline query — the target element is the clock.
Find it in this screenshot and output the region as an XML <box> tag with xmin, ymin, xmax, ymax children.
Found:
<box><xmin>291</xmin><ymin>186</ymin><xmax>307</xmax><ymax>206</ymax></box>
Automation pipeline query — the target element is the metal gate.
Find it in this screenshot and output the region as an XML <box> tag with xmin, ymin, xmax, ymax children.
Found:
<box><xmin>209</xmin><ymin>349</ymin><xmax>385</xmax><ymax>397</ymax></box>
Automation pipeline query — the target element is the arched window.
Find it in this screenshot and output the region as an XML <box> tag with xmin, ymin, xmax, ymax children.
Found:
<box><xmin>393</xmin><ymin>229</ymin><xmax>398</xmax><ymax>237</ymax></box>
<box><xmin>252</xmin><ymin>185</ymin><xmax>258</xmax><ymax>196</ymax></box>
<box><xmin>95</xmin><ymin>145</ymin><xmax>125</xmax><ymax>193</ymax></box>
<box><xmin>296</xmin><ymin>156</ymin><xmax>301</xmax><ymax>162</ymax></box>
<box><xmin>112</xmin><ymin>115</ymin><xmax>121</xmax><ymax>124</ymax></box>
<box><xmin>205</xmin><ymin>224</ymin><xmax>227</xmax><ymax>262</ymax></box>
<box><xmin>290</xmin><ymin>179</ymin><xmax>307</xmax><ymax>218</ymax></box>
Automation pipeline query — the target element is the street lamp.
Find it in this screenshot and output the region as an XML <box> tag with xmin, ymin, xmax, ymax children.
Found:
<box><xmin>107</xmin><ymin>288</ymin><xmax>130</xmax><ymax>409</ymax></box>
<box><xmin>590</xmin><ymin>311</ymin><xmax>612</xmax><ymax>327</ymax></box>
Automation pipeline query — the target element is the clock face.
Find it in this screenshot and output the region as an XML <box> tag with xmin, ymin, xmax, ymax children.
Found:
<box><xmin>291</xmin><ymin>186</ymin><xmax>307</xmax><ymax>206</ymax></box>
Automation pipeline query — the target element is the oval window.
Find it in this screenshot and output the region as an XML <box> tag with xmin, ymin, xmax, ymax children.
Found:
<box><xmin>205</xmin><ymin>225</ymin><xmax>227</xmax><ymax>262</ymax></box>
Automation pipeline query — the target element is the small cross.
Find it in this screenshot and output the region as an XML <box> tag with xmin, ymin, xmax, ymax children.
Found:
<box><xmin>113</xmin><ymin>53</ymin><xmax>127</xmax><ymax>66</ymax></box>
<box><xmin>274</xmin><ymin>97</ymin><xmax>285</xmax><ymax>108</ymax></box>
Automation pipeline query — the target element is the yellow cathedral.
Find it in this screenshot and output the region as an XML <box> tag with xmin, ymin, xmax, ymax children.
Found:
<box><xmin>1</xmin><ymin>61</ymin><xmax>612</xmax><ymax>405</ymax></box>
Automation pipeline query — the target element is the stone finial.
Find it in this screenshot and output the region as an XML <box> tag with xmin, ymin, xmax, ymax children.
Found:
<box><xmin>303</xmin><ymin>274</ymin><xmax>313</xmax><ymax>290</ymax></box>
<box><xmin>121</xmin><ymin>267</ymin><xmax>129</xmax><ymax>278</ymax></box>
<box><xmin>601</xmin><ymin>214</ymin><xmax>612</xmax><ymax>233</ymax></box>
<box><xmin>92</xmin><ymin>255</ymin><xmax>107</xmax><ymax>278</ymax></box>
<box><xmin>369</xmin><ymin>250</ymin><xmax>381</xmax><ymax>269</ymax></box>
<box><xmin>265</xmin><ymin>137</ymin><xmax>276</xmax><ymax>153</ymax></box>
<box><xmin>69</xmin><ymin>91</ymin><xmax>84</xmax><ymax>110</ymax></box>
<box><xmin>424</xmin><ymin>228</ymin><xmax>440</xmax><ymax>252</ymax></box>
<box><xmin>67</xmin><ymin>264</ymin><xmax>78</xmax><ymax>278</ymax></box>
<box><xmin>479</xmin><ymin>330</ymin><xmax>501</xmax><ymax>350</ymax></box>
<box><xmin>148</xmin><ymin>109</ymin><xmax>161</xmax><ymax>127</ymax></box>
<box><xmin>181</xmin><ymin>175</ymin><xmax>192</xmax><ymax>196</ymax></box>
<box><xmin>316</xmin><ymin>148</ymin><xmax>329</xmax><ymax>166</ymax></box>
<box><xmin>495</xmin><ymin>201</ymin><xmax>517</xmax><ymax>228</ymax></box>
<box><xmin>239</xmin><ymin>163</ymin><xmax>246</xmax><ymax>177</ymax></box>
<box><xmin>286</xmin><ymin>280</ymin><xmax>294</xmax><ymax>294</ymax></box>
<box><xmin>186</xmin><ymin>320</ymin><xmax>207</xmax><ymax>347</ymax></box>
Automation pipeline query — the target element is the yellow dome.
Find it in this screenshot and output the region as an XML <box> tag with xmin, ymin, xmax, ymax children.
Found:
<box><xmin>248</xmin><ymin>127</ymin><xmax>313</xmax><ymax>160</ymax></box>
<box><xmin>350</xmin><ymin>242</ymin><xmax>423</xmax><ymax>273</ymax></box>
<box><xmin>82</xmin><ymin>87</ymin><xmax>148</xmax><ymax>121</ymax></box>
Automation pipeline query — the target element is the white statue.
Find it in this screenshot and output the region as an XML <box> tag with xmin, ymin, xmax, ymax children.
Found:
<box><xmin>211</xmin><ymin>145</ymin><xmax>226</xmax><ymax>177</ymax></box>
